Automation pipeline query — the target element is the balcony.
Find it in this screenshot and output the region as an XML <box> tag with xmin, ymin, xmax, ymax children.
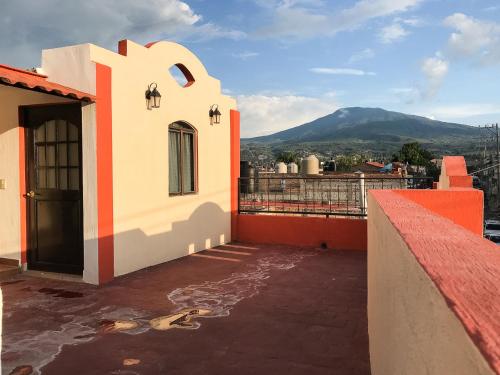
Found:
<box><xmin>239</xmin><ymin>175</ymin><xmax>434</xmax><ymax>217</ymax></box>
<box><xmin>0</xmin><ymin>156</ymin><xmax>498</xmax><ymax>375</ymax></box>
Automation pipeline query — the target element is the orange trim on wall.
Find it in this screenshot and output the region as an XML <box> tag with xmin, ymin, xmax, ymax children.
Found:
<box><xmin>118</xmin><ymin>40</ymin><xmax>128</xmax><ymax>56</ymax></box>
<box><xmin>236</xmin><ymin>215</ymin><xmax>367</xmax><ymax>251</ymax></box>
<box><xmin>96</xmin><ymin>63</ymin><xmax>114</xmax><ymax>283</ymax></box>
<box><xmin>18</xmin><ymin>117</ymin><xmax>27</xmax><ymax>265</ymax></box>
<box><xmin>442</xmin><ymin>156</ymin><xmax>468</xmax><ymax>176</ymax></box>
<box><xmin>230</xmin><ymin>110</ymin><xmax>240</xmax><ymax>240</ymax></box>
<box><xmin>395</xmin><ymin>189</ymin><xmax>484</xmax><ymax>236</ymax></box>
<box><xmin>448</xmin><ymin>175</ymin><xmax>473</xmax><ymax>188</ymax></box>
<box><xmin>144</xmin><ymin>41</ymin><xmax>160</xmax><ymax>49</ymax></box>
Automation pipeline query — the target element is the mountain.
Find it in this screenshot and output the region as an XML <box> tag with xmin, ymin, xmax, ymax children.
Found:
<box><xmin>243</xmin><ymin>107</ymin><xmax>479</xmax><ymax>145</ymax></box>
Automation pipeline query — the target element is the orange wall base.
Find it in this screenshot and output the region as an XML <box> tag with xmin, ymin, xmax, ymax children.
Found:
<box><xmin>235</xmin><ymin>214</ymin><xmax>367</xmax><ymax>251</ymax></box>
<box><xmin>395</xmin><ymin>189</ymin><xmax>484</xmax><ymax>236</ymax></box>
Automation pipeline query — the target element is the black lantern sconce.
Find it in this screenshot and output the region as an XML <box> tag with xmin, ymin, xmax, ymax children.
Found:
<box><xmin>145</xmin><ymin>83</ymin><xmax>161</xmax><ymax>110</ymax></box>
<box><xmin>209</xmin><ymin>104</ymin><xmax>221</xmax><ymax>125</ymax></box>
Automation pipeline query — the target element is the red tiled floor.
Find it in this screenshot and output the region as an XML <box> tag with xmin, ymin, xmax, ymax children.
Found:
<box><xmin>1</xmin><ymin>243</ymin><xmax>370</xmax><ymax>375</ymax></box>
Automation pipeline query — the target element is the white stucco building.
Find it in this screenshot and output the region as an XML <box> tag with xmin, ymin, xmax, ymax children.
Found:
<box><xmin>0</xmin><ymin>39</ymin><xmax>240</xmax><ymax>284</ymax></box>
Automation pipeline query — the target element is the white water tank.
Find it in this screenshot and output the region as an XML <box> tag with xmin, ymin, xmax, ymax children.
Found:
<box><xmin>275</xmin><ymin>162</ymin><xmax>287</xmax><ymax>174</ymax></box>
<box><xmin>301</xmin><ymin>155</ymin><xmax>319</xmax><ymax>175</ymax></box>
<box><xmin>287</xmin><ymin>162</ymin><xmax>298</xmax><ymax>174</ymax></box>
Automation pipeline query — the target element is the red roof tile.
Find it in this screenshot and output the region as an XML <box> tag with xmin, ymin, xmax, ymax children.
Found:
<box><xmin>366</xmin><ymin>161</ymin><xmax>384</xmax><ymax>168</ymax></box>
<box><xmin>0</xmin><ymin>64</ymin><xmax>95</xmax><ymax>102</ymax></box>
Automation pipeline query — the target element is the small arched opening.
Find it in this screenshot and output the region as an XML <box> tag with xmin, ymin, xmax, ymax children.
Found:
<box><xmin>168</xmin><ymin>64</ymin><xmax>195</xmax><ymax>88</ymax></box>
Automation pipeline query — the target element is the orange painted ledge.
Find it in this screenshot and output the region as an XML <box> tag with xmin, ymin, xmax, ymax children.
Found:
<box><xmin>395</xmin><ymin>189</ymin><xmax>484</xmax><ymax>236</ymax></box>
<box><xmin>371</xmin><ymin>190</ymin><xmax>500</xmax><ymax>374</ymax></box>
<box><xmin>235</xmin><ymin>214</ymin><xmax>367</xmax><ymax>251</ymax></box>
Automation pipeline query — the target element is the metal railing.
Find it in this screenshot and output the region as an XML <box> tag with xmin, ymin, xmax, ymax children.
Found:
<box><xmin>238</xmin><ymin>176</ymin><xmax>433</xmax><ymax>217</ymax></box>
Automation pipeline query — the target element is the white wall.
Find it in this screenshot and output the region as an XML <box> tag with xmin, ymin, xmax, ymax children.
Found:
<box><xmin>81</xmin><ymin>103</ymin><xmax>99</xmax><ymax>284</ymax></box>
<box><xmin>43</xmin><ymin>40</ymin><xmax>238</xmax><ymax>277</ymax></box>
<box><xmin>93</xmin><ymin>41</ymin><xmax>237</xmax><ymax>276</ymax></box>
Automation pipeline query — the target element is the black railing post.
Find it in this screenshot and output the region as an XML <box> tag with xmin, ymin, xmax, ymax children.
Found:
<box><xmin>238</xmin><ymin>178</ymin><xmax>241</xmax><ymax>214</ymax></box>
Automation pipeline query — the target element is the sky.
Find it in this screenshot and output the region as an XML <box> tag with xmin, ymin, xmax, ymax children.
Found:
<box><xmin>1</xmin><ymin>0</ymin><xmax>500</xmax><ymax>137</ymax></box>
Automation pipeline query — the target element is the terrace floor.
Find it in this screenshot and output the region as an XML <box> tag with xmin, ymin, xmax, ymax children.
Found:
<box><xmin>1</xmin><ymin>243</ymin><xmax>370</xmax><ymax>375</ymax></box>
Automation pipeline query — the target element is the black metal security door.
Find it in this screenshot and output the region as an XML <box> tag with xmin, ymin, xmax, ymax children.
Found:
<box><xmin>23</xmin><ymin>104</ymin><xmax>84</xmax><ymax>274</ymax></box>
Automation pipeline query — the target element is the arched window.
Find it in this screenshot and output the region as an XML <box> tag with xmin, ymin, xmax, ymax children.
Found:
<box><xmin>169</xmin><ymin>122</ymin><xmax>197</xmax><ymax>195</ymax></box>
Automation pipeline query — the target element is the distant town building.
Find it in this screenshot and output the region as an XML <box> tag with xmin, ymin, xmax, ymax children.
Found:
<box><xmin>351</xmin><ymin>161</ymin><xmax>385</xmax><ymax>173</ymax></box>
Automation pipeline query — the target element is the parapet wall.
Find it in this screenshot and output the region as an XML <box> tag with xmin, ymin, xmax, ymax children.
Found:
<box><xmin>395</xmin><ymin>188</ymin><xmax>483</xmax><ymax>236</ymax></box>
<box><xmin>437</xmin><ymin>155</ymin><xmax>473</xmax><ymax>189</ymax></box>
<box><xmin>235</xmin><ymin>214</ymin><xmax>367</xmax><ymax>251</ymax></box>
<box><xmin>368</xmin><ymin>190</ymin><xmax>498</xmax><ymax>375</ymax></box>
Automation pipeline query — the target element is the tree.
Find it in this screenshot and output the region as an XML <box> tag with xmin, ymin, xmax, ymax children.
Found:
<box><xmin>398</xmin><ymin>142</ymin><xmax>433</xmax><ymax>166</ymax></box>
<box><xmin>396</xmin><ymin>142</ymin><xmax>440</xmax><ymax>180</ymax></box>
<box><xmin>276</xmin><ymin>151</ymin><xmax>298</xmax><ymax>164</ymax></box>
<box><xmin>336</xmin><ymin>155</ymin><xmax>362</xmax><ymax>172</ymax></box>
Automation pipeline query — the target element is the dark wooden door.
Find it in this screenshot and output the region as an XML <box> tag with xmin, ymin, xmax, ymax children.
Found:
<box><xmin>24</xmin><ymin>104</ymin><xmax>84</xmax><ymax>275</ymax></box>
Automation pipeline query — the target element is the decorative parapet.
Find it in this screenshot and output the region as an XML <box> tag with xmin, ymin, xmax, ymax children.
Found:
<box><xmin>438</xmin><ymin>156</ymin><xmax>473</xmax><ymax>189</ymax></box>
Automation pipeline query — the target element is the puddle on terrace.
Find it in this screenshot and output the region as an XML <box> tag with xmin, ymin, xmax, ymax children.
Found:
<box><xmin>150</xmin><ymin>308</ymin><xmax>212</xmax><ymax>330</ymax></box>
<box><xmin>123</xmin><ymin>358</ymin><xmax>141</xmax><ymax>366</ymax></box>
<box><xmin>38</xmin><ymin>287</ymin><xmax>84</xmax><ymax>298</ymax></box>
<box><xmin>1</xmin><ymin>249</ymin><xmax>315</xmax><ymax>374</ymax></box>
<box><xmin>99</xmin><ymin>319</ymin><xmax>140</xmax><ymax>333</ymax></box>
<box><xmin>8</xmin><ymin>365</ymin><xmax>33</xmax><ymax>375</ymax></box>
<box><xmin>166</xmin><ymin>251</ymin><xmax>315</xmax><ymax>327</ymax></box>
<box><xmin>2</xmin><ymin>297</ymin><xmax>148</xmax><ymax>375</ymax></box>
<box><xmin>0</xmin><ymin>280</ymin><xmax>25</xmax><ymax>286</ymax></box>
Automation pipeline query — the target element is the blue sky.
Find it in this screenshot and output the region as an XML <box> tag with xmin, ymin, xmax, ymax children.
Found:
<box><xmin>2</xmin><ymin>0</ymin><xmax>500</xmax><ymax>137</ymax></box>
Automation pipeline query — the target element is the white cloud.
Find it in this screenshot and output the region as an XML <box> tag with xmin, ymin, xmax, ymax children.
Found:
<box><xmin>348</xmin><ymin>48</ymin><xmax>375</xmax><ymax>63</ymax></box>
<box><xmin>389</xmin><ymin>87</ymin><xmax>419</xmax><ymax>104</ymax></box>
<box><xmin>237</xmin><ymin>94</ymin><xmax>340</xmax><ymax>137</ymax></box>
<box><xmin>379</xmin><ymin>23</ymin><xmax>409</xmax><ymax>44</ymax></box>
<box><xmin>394</xmin><ymin>16</ymin><xmax>423</xmax><ymax>27</ymax></box>
<box><xmin>413</xmin><ymin>13</ymin><xmax>500</xmax><ymax>101</ymax></box>
<box><xmin>420</xmin><ymin>56</ymin><xmax>449</xmax><ymax>99</ymax></box>
<box><xmin>390</xmin><ymin>87</ymin><xmax>415</xmax><ymax>94</ymax></box>
<box><xmin>0</xmin><ymin>0</ymin><xmax>245</xmax><ymax>67</ymax></box>
<box><xmin>424</xmin><ymin>104</ymin><xmax>500</xmax><ymax>119</ymax></box>
<box><xmin>338</xmin><ymin>0</ymin><xmax>423</xmax><ymax>28</ymax></box>
<box><xmin>443</xmin><ymin>13</ymin><xmax>500</xmax><ymax>65</ymax></box>
<box><xmin>254</xmin><ymin>0</ymin><xmax>423</xmax><ymax>39</ymax></box>
<box><xmin>310</xmin><ymin>68</ymin><xmax>376</xmax><ymax>76</ymax></box>
<box><xmin>231</xmin><ymin>51</ymin><xmax>260</xmax><ymax>60</ymax></box>
<box><xmin>414</xmin><ymin>103</ymin><xmax>500</xmax><ymax>125</ymax></box>
<box><xmin>483</xmin><ymin>6</ymin><xmax>500</xmax><ymax>12</ymax></box>
<box><xmin>378</xmin><ymin>16</ymin><xmax>423</xmax><ymax>44</ymax></box>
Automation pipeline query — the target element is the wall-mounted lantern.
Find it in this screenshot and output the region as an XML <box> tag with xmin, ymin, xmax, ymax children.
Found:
<box><xmin>145</xmin><ymin>83</ymin><xmax>161</xmax><ymax>109</ymax></box>
<box><xmin>209</xmin><ymin>104</ymin><xmax>221</xmax><ymax>125</ymax></box>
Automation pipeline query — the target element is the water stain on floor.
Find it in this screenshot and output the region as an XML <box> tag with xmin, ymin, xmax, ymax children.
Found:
<box><xmin>123</xmin><ymin>358</ymin><xmax>141</xmax><ymax>366</ymax></box>
<box><xmin>1</xmin><ymin>280</ymin><xmax>25</xmax><ymax>286</ymax></box>
<box><xmin>99</xmin><ymin>319</ymin><xmax>140</xmax><ymax>333</ymax></box>
<box><xmin>8</xmin><ymin>365</ymin><xmax>33</xmax><ymax>375</ymax></box>
<box><xmin>167</xmin><ymin>251</ymin><xmax>315</xmax><ymax>324</ymax></box>
<box><xmin>149</xmin><ymin>309</ymin><xmax>211</xmax><ymax>330</ymax></box>
<box><xmin>2</xmin><ymin>248</ymin><xmax>315</xmax><ymax>374</ymax></box>
<box><xmin>37</xmin><ymin>288</ymin><xmax>83</xmax><ymax>298</ymax></box>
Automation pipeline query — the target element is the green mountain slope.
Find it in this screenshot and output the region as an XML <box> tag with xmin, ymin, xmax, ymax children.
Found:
<box><xmin>243</xmin><ymin>107</ymin><xmax>479</xmax><ymax>144</ymax></box>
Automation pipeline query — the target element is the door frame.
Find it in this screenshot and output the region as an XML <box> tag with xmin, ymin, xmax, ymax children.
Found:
<box><xmin>20</xmin><ymin>102</ymin><xmax>84</xmax><ymax>275</ymax></box>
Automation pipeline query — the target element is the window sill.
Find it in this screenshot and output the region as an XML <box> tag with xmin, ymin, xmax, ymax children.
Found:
<box><xmin>169</xmin><ymin>191</ymin><xmax>198</xmax><ymax>197</ymax></box>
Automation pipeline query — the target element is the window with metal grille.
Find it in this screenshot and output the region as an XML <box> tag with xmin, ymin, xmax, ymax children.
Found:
<box><xmin>34</xmin><ymin>119</ymin><xmax>80</xmax><ymax>190</ymax></box>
